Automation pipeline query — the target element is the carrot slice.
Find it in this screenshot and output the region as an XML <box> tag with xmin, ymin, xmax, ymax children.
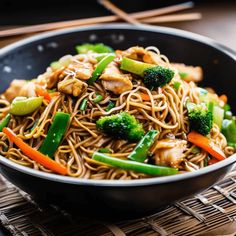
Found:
<box><xmin>219</xmin><ymin>94</ymin><xmax>228</xmax><ymax>104</ymax></box>
<box><xmin>187</xmin><ymin>131</ymin><xmax>226</xmax><ymax>161</ymax></box>
<box><xmin>35</xmin><ymin>88</ymin><xmax>51</xmax><ymax>101</ymax></box>
<box><xmin>3</xmin><ymin>128</ymin><xmax>67</xmax><ymax>175</ymax></box>
<box><xmin>140</xmin><ymin>92</ymin><xmax>151</xmax><ymax>101</ymax></box>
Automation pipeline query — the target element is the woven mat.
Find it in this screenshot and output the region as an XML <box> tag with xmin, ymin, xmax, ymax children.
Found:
<box><xmin>0</xmin><ymin>172</ymin><xmax>236</xmax><ymax>236</ymax></box>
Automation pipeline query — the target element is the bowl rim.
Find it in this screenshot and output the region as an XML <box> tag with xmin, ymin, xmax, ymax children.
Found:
<box><xmin>0</xmin><ymin>23</ymin><xmax>236</xmax><ymax>187</ymax></box>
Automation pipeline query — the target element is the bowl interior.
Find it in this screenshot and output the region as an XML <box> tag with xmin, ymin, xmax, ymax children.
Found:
<box><xmin>0</xmin><ymin>24</ymin><xmax>235</xmax><ymax>111</ymax></box>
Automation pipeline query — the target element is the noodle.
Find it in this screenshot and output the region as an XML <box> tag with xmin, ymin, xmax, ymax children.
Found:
<box><xmin>0</xmin><ymin>45</ymin><xmax>234</xmax><ymax>180</ymax></box>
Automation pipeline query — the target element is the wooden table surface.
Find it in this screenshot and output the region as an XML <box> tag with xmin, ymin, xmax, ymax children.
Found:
<box><xmin>0</xmin><ymin>1</ymin><xmax>236</xmax><ymax>235</ymax></box>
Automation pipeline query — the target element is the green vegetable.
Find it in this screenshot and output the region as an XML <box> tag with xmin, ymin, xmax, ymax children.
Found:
<box><xmin>76</xmin><ymin>43</ymin><xmax>114</xmax><ymax>54</ymax></box>
<box><xmin>92</xmin><ymin>152</ymin><xmax>178</xmax><ymax>176</ymax></box>
<box><xmin>120</xmin><ymin>57</ymin><xmax>154</xmax><ymax>76</ymax></box>
<box><xmin>143</xmin><ymin>66</ymin><xmax>175</xmax><ymax>89</ymax></box>
<box><xmin>92</xmin><ymin>94</ymin><xmax>103</xmax><ymax>104</ymax></box>
<box><xmin>224</xmin><ymin>111</ymin><xmax>233</xmax><ymax>120</ymax></box>
<box><xmin>179</xmin><ymin>72</ymin><xmax>188</xmax><ymax>79</ymax></box>
<box><xmin>39</xmin><ymin>112</ymin><xmax>70</xmax><ymax>158</ymax></box>
<box><xmin>50</xmin><ymin>58</ymin><xmax>71</xmax><ymax>70</ymax></box>
<box><xmin>208</xmin><ymin>101</ymin><xmax>224</xmax><ymax>130</ymax></box>
<box><xmin>128</xmin><ymin>130</ymin><xmax>158</xmax><ymax>162</ymax></box>
<box><xmin>87</xmin><ymin>54</ymin><xmax>115</xmax><ymax>84</ymax></box>
<box><xmin>222</xmin><ymin>119</ymin><xmax>236</xmax><ymax>148</ymax></box>
<box><xmin>199</xmin><ymin>88</ymin><xmax>218</xmax><ymax>105</ymax></box>
<box><xmin>50</xmin><ymin>61</ymin><xmax>62</xmax><ymax>70</ymax></box>
<box><xmin>173</xmin><ymin>81</ymin><xmax>181</xmax><ymax>90</ymax></box>
<box><xmin>105</xmin><ymin>101</ymin><xmax>115</xmax><ymax>112</ymax></box>
<box><xmin>98</xmin><ymin>148</ymin><xmax>110</xmax><ymax>153</ymax></box>
<box><xmin>80</xmin><ymin>98</ymin><xmax>88</xmax><ymax>111</ymax></box>
<box><xmin>96</xmin><ymin>112</ymin><xmax>144</xmax><ymax>142</ymax></box>
<box><xmin>120</xmin><ymin>57</ymin><xmax>174</xmax><ymax>89</ymax></box>
<box><xmin>95</xmin><ymin>53</ymin><xmax>116</xmax><ymax>62</ymax></box>
<box><xmin>223</xmin><ymin>104</ymin><xmax>231</xmax><ymax>112</ymax></box>
<box><xmin>10</xmin><ymin>97</ymin><xmax>43</xmax><ymax>116</ymax></box>
<box><xmin>191</xmin><ymin>146</ymin><xmax>200</xmax><ymax>154</ymax></box>
<box><xmin>0</xmin><ymin>114</ymin><xmax>11</xmax><ymax>132</ymax></box>
<box><xmin>187</xmin><ymin>102</ymin><xmax>213</xmax><ymax>135</ymax></box>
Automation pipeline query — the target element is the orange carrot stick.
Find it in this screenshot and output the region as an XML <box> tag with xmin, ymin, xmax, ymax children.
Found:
<box><xmin>187</xmin><ymin>131</ymin><xmax>226</xmax><ymax>161</ymax></box>
<box><xmin>3</xmin><ymin>128</ymin><xmax>67</xmax><ymax>175</ymax></box>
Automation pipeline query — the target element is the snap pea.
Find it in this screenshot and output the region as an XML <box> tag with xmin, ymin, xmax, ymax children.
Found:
<box><xmin>0</xmin><ymin>114</ymin><xmax>11</xmax><ymax>132</ymax></box>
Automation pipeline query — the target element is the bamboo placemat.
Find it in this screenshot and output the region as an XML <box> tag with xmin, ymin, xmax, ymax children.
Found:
<box><xmin>0</xmin><ymin>171</ymin><xmax>236</xmax><ymax>236</ymax></box>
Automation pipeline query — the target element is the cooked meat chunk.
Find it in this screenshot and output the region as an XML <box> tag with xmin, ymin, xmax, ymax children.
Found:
<box><xmin>3</xmin><ymin>79</ymin><xmax>37</xmax><ymax>101</ymax></box>
<box><xmin>58</xmin><ymin>78</ymin><xmax>87</xmax><ymax>97</ymax></box>
<box><xmin>171</xmin><ymin>63</ymin><xmax>203</xmax><ymax>82</ymax></box>
<box><xmin>100</xmin><ymin>62</ymin><xmax>133</xmax><ymax>94</ymax></box>
<box><xmin>154</xmin><ymin>139</ymin><xmax>187</xmax><ymax>168</ymax></box>
<box><xmin>63</xmin><ymin>60</ymin><xmax>94</xmax><ymax>80</ymax></box>
<box><xmin>46</xmin><ymin>67</ymin><xmax>65</xmax><ymax>89</ymax></box>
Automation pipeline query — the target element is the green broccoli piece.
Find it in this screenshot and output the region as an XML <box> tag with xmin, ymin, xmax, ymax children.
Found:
<box><xmin>76</xmin><ymin>43</ymin><xmax>114</xmax><ymax>54</ymax></box>
<box><xmin>143</xmin><ymin>66</ymin><xmax>175</xmax><ymax>89</ymax></box>
<box><xmin>120</xmin><ymin>57</ymin><xmax>174</xmax><ymax>89</ymax></box>
<box><xmin>96</xmin><ymin>112</ymin><xmax>144</xmax><ymax>142</ymax></box>
<box><xmin>187</xmin><ymin>102</ymin><xmax>213</xmax><ymax>135</ymax></box>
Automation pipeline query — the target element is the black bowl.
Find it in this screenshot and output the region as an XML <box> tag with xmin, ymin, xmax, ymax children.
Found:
<box><xmin>0</xmin><ymin>24</ymin><xmax>236</xmax><ymax>219</ymax></box>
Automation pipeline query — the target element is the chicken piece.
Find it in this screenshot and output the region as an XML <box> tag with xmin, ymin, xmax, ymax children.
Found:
<box><xmin>171</xmin><ymin>63</ymin><xmax>203</xmax><ymax>82</ymax></box>
<box><xmin>46</xmin><ymin>67</ymin><xmax>65</xmax><ymax>89</ymax></box>
<box><xmin>58</xmin><ymin>78</ymin><xmax>87</xmax><ymax>97</ymax></box>
<box><xmin>100</xmin><ymin>62</ymin><xmax>133</xmax><ymax>95</ymax></box>
<box><xmin>3</xmin><ymin>79</ymin><xmax>37</xmax><ymax>102</ymax></box>
<box><xmin>154</xmin><ymin>139</ymin><xmax>187</xmax><ymax>168</ymax></box>
<box><xmin>121</xmin><ymin>46</ymin><xmax>147</xmax><ymax>60</ymax></box>
<box><xmin>63</xmin><ymin>60</ymin><xmax>94</xmax><ymax>80</ymax></box>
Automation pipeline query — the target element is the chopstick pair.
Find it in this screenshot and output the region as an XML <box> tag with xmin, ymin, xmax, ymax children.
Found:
<box><xmin>0</xmin><ymin>1</ymin><xmax>201</xmax><ymax>38</ymax></box>
<box><xmin>98</xmin><ymin>0</ymin><xmax>201</xmax><ymax>25</ymax></box>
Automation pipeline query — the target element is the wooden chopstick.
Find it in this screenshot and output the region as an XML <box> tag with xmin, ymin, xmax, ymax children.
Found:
<box><xmin>0</xmin><ymin>1</ymin><xmax>195</xmax><ymax>37</ymax></box>
<box><xmin>142</xmin><ymin>13</ymin><xmax>202</xmax><ymax>23</ymax></box>
<box><xmin>98</xmin><ymin>0</ymin><xmax>141</xmax><ymax>25</ymax></box>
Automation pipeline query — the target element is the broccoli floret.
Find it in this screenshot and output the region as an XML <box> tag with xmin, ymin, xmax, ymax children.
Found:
<box><xmin>187</xmin><ymin>102</ymin><xmax>213</xmax><ymax>135</ymax></box>
<box><xmin>96</xmin><ymin>112</ymin><xmax>144</xmax><ymax>142</ymax></box>
<box><xmin>120</xmin><ymin>57</ymin><xmax>175</xmax><ymax>89</ymax></box>
<box><xmin>143</xmin><ymin>66</ymin><xmax>175</xmax><ymax>89</ymax></box>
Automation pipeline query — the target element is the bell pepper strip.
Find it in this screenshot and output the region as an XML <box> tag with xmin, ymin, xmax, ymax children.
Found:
<box><xmin>92</xmin><ymin>94</ymin><xmax>103</xmax><ymax>103</ymax></box>
<box><xmin>105</xmin><ymin>101</ymin><xmax>115</xmax><ymax>112</ymax></box>
<box><xmin>139</xmin><ymin>93</ymin><xmax>151</xmax><ymax>101</ymax></box>
<box><xmin>92</xmin><ymin>152</ymin><xmax>178</xmax><ymax>176</ymax></box>
<box><xmin>87</xmin><ymin>54</ymin><xmax>115</xmax><ymax>85</ymax></box>
<box><xmin>3</xmin><ymin>128</ymin><xmax>67</xmax><ymax>175</ymax></box>
<box><xmin>39</xmin><ymin>112</ymin><xmax>70</xmax><ymax>158</ymax></box>
<box><xmin>187</xmin><ymin>131</ymin><xmax>226</xmax><ymax>161</ymax></box>
<box><xmin>128</xmin><ymin>130</ymin><xmax>158</xmax><ymax>162</ymax></box>
<box><xmin>80</xmin><ymin>98</ymin><xmax>88</xmax><ymax>111</ymax></box>
<box><xmin>222</xmin><ymin>119</ymin><xmax>236</xmax><ymax>148</ymax></box>
<box><xmin>10</xmin><ymin>97</ymin><xmax>43</xmax><ymax>116</ymax></box>
<box><xmin>0</xmin><ymin>114</ymin><xmax>11</xmax><ymax>132</ymax></box>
